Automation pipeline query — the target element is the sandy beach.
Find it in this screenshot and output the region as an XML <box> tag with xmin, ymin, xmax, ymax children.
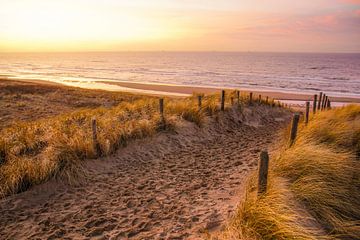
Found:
<box><xmin>0</xmin><ymin>76</ymin><xmax>359</xmax><ymax>239</ymax></box>
<box><xmin>3</xmin><ymin>77</ymin><xmax>360</xmax><ymax>104</ymax></box>
<box><xmin>1</xmin><ymin>0</ymin><xmax>359</xmax><ymax>238</ymax></box>
<box><xmin>0</xmin><ymin>104</ymin><xmax>291</xmax><ymax>239</ymax></box>
<box><xmin>99</xmin><ymin>80</ymin><xmax>360</xmax><ymax>102</ymax></box>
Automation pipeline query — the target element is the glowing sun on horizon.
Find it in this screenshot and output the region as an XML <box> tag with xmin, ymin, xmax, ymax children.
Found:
<box><xmin>0</xmin><ymin>1</ymin><xmax>179</xmax><ymax>51</ymax></box>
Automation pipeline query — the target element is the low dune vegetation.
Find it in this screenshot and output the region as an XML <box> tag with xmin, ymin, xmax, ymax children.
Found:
<box><xmin>0</xmin><ymin>88</ymin><xmax>276</xmax><ymax>198</ymax></box>
<box><xmin>223</xmin><ymin>105</ymin><xmax>360</xmax><ymax>239</ymax></box>
<box><xmin>0</xmin><ymin>79</ymin><xmax>151</xmax><ymax>130</ymax></box>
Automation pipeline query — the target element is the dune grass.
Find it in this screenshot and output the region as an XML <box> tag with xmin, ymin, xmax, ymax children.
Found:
<box><xmin>0</xmin><ymin>79</ymin><xmax>149</xmax><ymax>130</ymax></box>
<box><xmin>224</xmin><ymin>105</ymin><xmax>360</xmax><ymax>239</ymax></box>
<box><xmin>0</xmin><ymin>90</ymin><xmax>277</xmax><ymax>198</ymax></box>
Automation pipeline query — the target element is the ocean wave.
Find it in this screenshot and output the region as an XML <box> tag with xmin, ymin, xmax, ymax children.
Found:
<box><xmin>1</xmin><ymin>52</ymin><xmax>359</xmax><ymax>97</ymax></box>
<box><xmin>324</xmin><ymin>77</ymin><xmax>351</xmax><ymax>81</ymax></box>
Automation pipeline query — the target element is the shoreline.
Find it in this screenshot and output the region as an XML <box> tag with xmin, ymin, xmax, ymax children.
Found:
<box><xmin>2</xmin><ymin>77</ymin><xmax>360</xmax><ymax>103</ymax></box>
<box><xmin>99</xmin><ymin>80</ymin><xmax>360</xmax><ymax>103</ymax></box>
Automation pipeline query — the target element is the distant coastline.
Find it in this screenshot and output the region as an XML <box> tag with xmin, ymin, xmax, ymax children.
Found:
<box><xmin>1</xmin><ymin>52</ymin><xmax>359</xmax><ymax>99</ymax></box>
<box><xmin>2</xmin><ymin>77</ymin><xmax>360</xmax><ymax>106</ymax></box>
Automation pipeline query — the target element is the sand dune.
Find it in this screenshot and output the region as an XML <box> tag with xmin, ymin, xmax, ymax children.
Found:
<box><xmin>0</xmin><ymin>106</ymin><xmax>291</xmax><ymax>239</ymax></box>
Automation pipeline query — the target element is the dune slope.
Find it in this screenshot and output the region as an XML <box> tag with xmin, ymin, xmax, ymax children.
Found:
<box><xmin>0</xmin><ymin>105</ymin><xmax>290</xmax><ymax>239</ymax></box>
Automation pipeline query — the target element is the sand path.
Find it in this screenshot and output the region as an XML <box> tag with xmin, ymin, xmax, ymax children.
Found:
<box><xmin>0</xmin><ymin>106</ymin><xmax>291</xmax><ymax>240</ymax></box>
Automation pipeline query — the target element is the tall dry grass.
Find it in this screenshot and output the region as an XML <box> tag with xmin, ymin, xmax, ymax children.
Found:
<box><xmin>0</xmin><ymin>91</ymin><xmax>276</xmax><ymax>198</ymax></box>
<box><xmin>224</xmin><ymin>105</ymin><xmax>360</xmax><ymax>239</ymax></box>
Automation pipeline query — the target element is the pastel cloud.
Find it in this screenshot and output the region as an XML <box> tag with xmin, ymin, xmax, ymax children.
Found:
<box><xmin>338</xmin><ymin>0</ymin><xmax>360</xmax><ymax>5</ymax></box>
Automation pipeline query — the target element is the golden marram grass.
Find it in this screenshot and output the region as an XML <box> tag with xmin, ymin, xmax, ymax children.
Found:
<box><xmin>0</xmin><ymin>91</ymin><xmax>257</xmax><ymax>197</ymax></box>
<box><xmin>223</xmin><ymin>105</ymin><xmax>360</xmax><ymax>239</ymax></box>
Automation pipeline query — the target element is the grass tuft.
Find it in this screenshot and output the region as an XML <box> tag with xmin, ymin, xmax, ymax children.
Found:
<box><xmin>0</xmin><ymin>91</ymin><xmax>253</xmax><ymax>197</ymax></box>
<box><xmin>224</xmin><ymin>104</ymin><xmax>360</xmax><ymax>239</ymax></box>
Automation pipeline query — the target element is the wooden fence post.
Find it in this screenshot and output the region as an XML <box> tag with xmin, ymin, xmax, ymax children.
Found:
<box><xmin>266</xmin><ymin>96</ymin><xmax>269</xmax><ymax>104</ymax></box>
<box><xmin>249</xmin><ymin>92</ymin><xmax>253</xmax><ymax>105</ymax></box>
<box><xmin>259</xmin><ymin>94</ymin><xmax>262</xmax><ymax>103</ymax></box>
<box><xmin>327</xmin><ymin>99</ymin><xmax>331</xmax><ymax>109</ymax></box>
<box><xmin>92</xmin><ymin>118</ymin><xmax>100</xmax><ymax>157</ymax></box>
<box><xmin>305</xmin><ymin>101</ymin><xmax>310</xmax><ymax>125</ymax></box>
<box><xmin>323</xmin><ymin>96</ymin><xmax>328</xmax><ymax>110</ymax></box>
<box><xmin>313</xmin><ymin>94</ymin><xmax>317</xmax><ymax>114</ymax></box>
<box><xmin>258</xmin><ymin>151</ymin><xmax>269</xmax><ymax>195</ymax></box>
<box><xmin>290</xmin><ymin>113</ymin><xmax>300</xmax><ymax>146</ymax></box>
<box><xmin>198</xmin><ymin>95</ymin><xmax>202</xmax><ymax>111</ymax></box>
<box><xmin>318</xmin><ymin>92</ymin><xmax>323</xmax><ymax>110</ymax></box>
<box><xmin>159</xmin><ymin>98</ymin><xmax>164</xmax><ymax>121</ymax></box>
<box><xmin>237</xmin><ymin>90</ymin><xmax>240</xmax><ymax>105</ymax></box>
<box><xmin>221</xmin><ymin>90</ymin><xmax>225</xmax><ymax>111</ymax></box>
<box><xmin>321</xmin><ymin>94</ymin><xmax>326</xmax><ymax>110</ymax></box>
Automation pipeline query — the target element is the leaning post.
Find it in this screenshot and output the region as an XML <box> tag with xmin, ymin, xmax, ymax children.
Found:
<box><xmin>323</xmin><ymin>96</ymin><xmax>328</xmax><ymax>110</ymax></box>
<box><xmin>159</xmin><ymin>98</ymin><xmax>164</xmax><ymax>122</ymax></box>
<box><xmin>318</xmin><ymin>92</ymin><xmax>323</xmax><ymax>110</ymax></box>
<box><xmin>289</xmin><ymin>113</ymin><xmax>300</xmax><ymax>146</ymax></box>
<box><xmin>198</xmin><ymin>95</ymin><xmax>202</xmax><ymax>111</ymax></box>
<box><xmin>91</xmin><ymin>117</ymin><xmax>101</xmax><ymax>157</ymax></box>
<box><xmin>305</xmin><ymin>101</ymin><xmax>310</xmax><ymax>125</ymax></box>
<box><xmin>313</xmin><ymin>94</ymin><xmax>317</xmax><ymax>114</ymax></box>
<box><xmin>258</xmin><ymin>151</ymin><xmax>269</xmax><ymax>196</ymax></box>
<box><xmin>321</xmin><ymin>94</ymin><xmax>326</xmax><ymax>110</ymax></box>
<box><xmin>221</xmin><ymin>90</ymin><xmax>225</xmax><ymax>111</ymax></box>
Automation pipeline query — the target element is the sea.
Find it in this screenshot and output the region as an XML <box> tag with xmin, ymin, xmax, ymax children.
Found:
<box><xmin>0</xmin><ymin>52</ymin><xmax>359</xmax><ymax>98</ymax></box>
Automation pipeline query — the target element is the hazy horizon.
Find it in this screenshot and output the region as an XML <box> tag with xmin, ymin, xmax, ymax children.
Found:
<box><xmin>1</xmin><ymin>50</ymin><xmax>360</xmax><ymax>54</ymax></box>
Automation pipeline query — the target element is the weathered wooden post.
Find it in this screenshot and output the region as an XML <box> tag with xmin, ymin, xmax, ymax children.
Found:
<box><xmin>266</xmin><ymin>96</ymin><xmax>269</xmax><ymax>104</ymax></box>
<box><xmin>327</xmin><ymin>99</ymin><xmax>331</xmax><ymax>109</ymax></box>
<box><xmin>159</xmin><ymin>98</ymin><xmax>164</xmax><ymax>121</ymax></box>
<box><xmin>237</xmin><ymin>90</ymin><xmax>240</xmax><ymax>105</ymax></box>
<box><xmin>323</xmin><ymin>96</ymin><xmax>328</xmax><ymax>110</ymax></box>
<box><xmin>321</xmin><ymin>94</ymin><xmax>326</xmax><ymax>110</ymax></box>
<box><xmin>198</xmin><ymin>95</ymin><xmax>202</xmax><ymax>111</ymax></box>
<box><xmin>259</xmin><ymin>94</ymin><xmax>262</xmax><ymax>104</ymax></box>
<box><xmin>305</xmin><ymin>101</ymin><xmax>310</xmax><ymax>125</ymax></box>
<box><xmin>258</xmin><ymin>151</ymin><xmax>269</xmax><ymax>195</ymax></box>
<box><xmin>249</xmin><ymin>92</ymin><xmax>253</xmax><ymax>105</ymax></box>
<box><xmin>92</xmin><ymin>118</ymin><xmax>101</xmax><ymax>157</ymax></box>
<box><xmin>289</xmin><ymin>113</ymin><xmax>300</xmax><ymax>146</ymax></box>
<box><xmin>318</xmin><ymin>92</ymin><xmax>323</xmax><ymax>110</ymax></box>
<box><xmin>313</xmin><ymin>94</ymin><xmax>317</xmax><ymax>114</ymax></box>
<box><xmin>221</xmin><ymin>90</ymin><xmax>225</xmax><ymax>111</ymax></box>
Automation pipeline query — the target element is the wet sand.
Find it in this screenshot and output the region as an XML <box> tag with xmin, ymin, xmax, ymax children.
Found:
<box><xmin>97</xmin><ymin>80</ymin><xmax>360</xmax><ymax>103</ymax></box>
<box><xmin>2</xmin><ymin>77</ymin><xmax>360</xmax><ymax>103</ymax></box>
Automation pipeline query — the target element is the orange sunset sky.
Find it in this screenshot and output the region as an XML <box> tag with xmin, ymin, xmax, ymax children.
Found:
<box><xmin>0</xmin><ymin>0</ymin><xmax>359</xmax><ymax>52</ymax></box>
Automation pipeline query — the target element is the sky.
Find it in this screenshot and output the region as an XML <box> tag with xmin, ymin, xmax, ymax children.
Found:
<box><xmin>0</xmin><ymin>0</ymin><xmax>359</xmax><ymax>52</ymax></box>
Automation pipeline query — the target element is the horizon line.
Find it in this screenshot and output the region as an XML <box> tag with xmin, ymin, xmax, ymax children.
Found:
<box><xmin>1</xmin><ymin>50</ymin><xmax>359</xmax><ymax>54</ymax></box>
